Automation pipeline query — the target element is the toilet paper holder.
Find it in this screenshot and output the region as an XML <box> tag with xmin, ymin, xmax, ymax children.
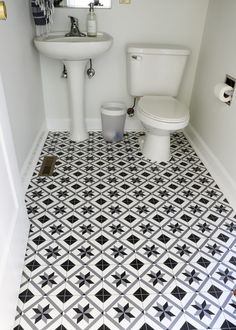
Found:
<box><xmin>224</xmin><ymin>74</ymin><xmax>236</xmax><ymax>105</ymax></box>
<box><xmin>214</xmin><ymin>74</ymin><xmax>236</xmax><ymax>106</ymax></box>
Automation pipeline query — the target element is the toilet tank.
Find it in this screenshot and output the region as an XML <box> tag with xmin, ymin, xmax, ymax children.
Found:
<box><xmin>127</xmin><ymin>43</ymin><xmax>190</xmax><ymax>97</ymax></box>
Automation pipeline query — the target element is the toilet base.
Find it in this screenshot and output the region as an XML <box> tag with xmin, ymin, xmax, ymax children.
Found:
<box><xmin>139</xmin><ymin>132</ymin><xmax>171</xmax><ymax>163</ymax></box>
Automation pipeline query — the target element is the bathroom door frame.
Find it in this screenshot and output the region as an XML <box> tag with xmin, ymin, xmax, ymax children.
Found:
<box><xmin>0</xmin><ymin>74</ymin><xmax>29</xmax><ymax>329</ymax></box>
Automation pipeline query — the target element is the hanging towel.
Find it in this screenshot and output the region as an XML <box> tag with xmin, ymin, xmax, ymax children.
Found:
<box><xmin>31</xmin><ymin>0</ymin><xmax>54</xmax><ymax>36</ymax></box>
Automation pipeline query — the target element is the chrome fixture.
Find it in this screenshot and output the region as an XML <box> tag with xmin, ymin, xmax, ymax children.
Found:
<box><xmin>93</xmin><ymin>0</ymin><xmax>103</xmax><ymax>6</ymax></box>
<box><xmin>54</xmin><ymin>0</ymin><xmax>63</xmax><ymax>6</ymax></box>
<box><xmin>61</xmin><ymin>64</ymin><xmax>67</xmax><ymax>78</ymax></box>
<box><xmin>65</xmin><ymin>16</ymin><xmax>86</xmax><ymax>37</ymax></box>
<box><xmin>87</xmin><ymin>59</ymin><xmax>95</xmax><ymax>78</ymax></box>
<box><xmin>127</xmin><ymin>97</ymin><xmax>137</xmax><ymax>117</ymax></box>
<box><xmin>225</xmin><ymin>74</ymin><xmax>236</xmax><ymax>106</ymax></box>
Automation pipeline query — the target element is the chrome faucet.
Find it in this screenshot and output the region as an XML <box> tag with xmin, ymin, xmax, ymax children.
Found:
<box><xmin>93</xmin><ymin>0</ymin><xmax>103</xmax><ymax>6</ymax></box>
<box><xmin>65</xmin><ymin>16</ymin><xmax>86</xmax><ymax>37</ymax></box>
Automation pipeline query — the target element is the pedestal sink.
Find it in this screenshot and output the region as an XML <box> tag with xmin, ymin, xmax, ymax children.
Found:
<box><xmin>34</xmin><ymin>32</ymin><xmax>113</xmax><ymax>141</ymax></box>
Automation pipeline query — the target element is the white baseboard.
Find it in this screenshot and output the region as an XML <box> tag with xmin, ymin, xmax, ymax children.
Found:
<box><xmin>46</xmin><ymin>117</ymin><xmax>142</xmax><ymax>131</ymax></box>
<box><xmin>185</xmin><ymin>124</ymin><xmax>236</xmax><ymax>211</ymax></box>
<box><xmin>20</xmin><ymin>123</ymin><xmax>48</xmax><ymax>193</ymax></box>
<box><xmin>87</xmin><ymin>118</ymin><xmax>102</xmax><ymax>131</ymax></box>
<box><xmin>46</xmin><ymin>118</ymin><xmax>101</xmax><ymax>131</ymax></box>
<box><xmin>47</xmin><ymin>118</ymin><xmax>70</xmax><ymax>131</ymax></box>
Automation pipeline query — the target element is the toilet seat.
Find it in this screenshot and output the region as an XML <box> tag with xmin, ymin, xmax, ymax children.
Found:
<box><xmin>137</xmin><ymin>96</ymin><xmax>189</xmax><ymax>123</ymax></box>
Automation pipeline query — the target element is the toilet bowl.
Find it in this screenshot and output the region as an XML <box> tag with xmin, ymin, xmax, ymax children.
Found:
<box><xmin>137</xmin><ymin>95</ymin><xmax>189</xmax><ymax>162</ymax></box>
<box><xmin>127</xmin><ymin>43</ymin><xmax>190</xmax><ymax>163</ymax></box>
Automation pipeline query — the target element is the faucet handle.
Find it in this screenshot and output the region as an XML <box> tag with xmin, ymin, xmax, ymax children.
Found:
<box><xmin>93</xmin><ymin>0</ymin><xmax>103</xmax><ymax>6</ymax></box>
<box><xmin>68</xmin><ymin>16</ymin><xmax>78</xmax><ymax>24</ymax></box>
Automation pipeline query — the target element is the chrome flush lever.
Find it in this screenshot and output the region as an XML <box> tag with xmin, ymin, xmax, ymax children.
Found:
<box><xmin>131</xmin><ymin>55</ymin><xmax>142</xmax><ymax>61</ymax></box>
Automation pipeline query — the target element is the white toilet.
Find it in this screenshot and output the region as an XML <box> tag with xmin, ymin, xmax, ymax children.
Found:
<box><xmin>127</xmin><ymin>43</ymin><xmax>190</xmax><ymax>163</ymax></box>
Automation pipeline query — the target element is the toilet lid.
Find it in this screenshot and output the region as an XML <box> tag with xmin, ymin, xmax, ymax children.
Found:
<box><xmin>138</xmin><ymin>96</ymin><xmax>189</xmax><ymax>123</ymax></box>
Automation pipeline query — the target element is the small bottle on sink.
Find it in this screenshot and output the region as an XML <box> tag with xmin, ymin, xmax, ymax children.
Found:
<box><xmin>87</xmin><ymin>2</ymin><xmax>97</xmax><ymax>37</ymax></box>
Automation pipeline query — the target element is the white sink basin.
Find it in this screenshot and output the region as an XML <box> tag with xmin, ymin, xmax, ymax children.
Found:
<box><xmin>34</xmin><ymin>32</ymin><xmax>113</xmax><ymax>60</ymax></box>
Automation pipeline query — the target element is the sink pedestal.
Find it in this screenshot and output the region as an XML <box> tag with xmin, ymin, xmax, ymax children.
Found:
<box><xmin>34</xmin><ymin>32</ymin><xmax>113</xmax><ymax>142</ymax></box>
<box><xmin>64</xmin><ymin>60</ymin><xmax>89</xmax><ymax>142</ymax></box>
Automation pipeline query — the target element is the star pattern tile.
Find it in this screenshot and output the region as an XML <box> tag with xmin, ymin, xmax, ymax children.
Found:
<box><xmin>14</xmin><ymin>131</ymin><xmax>236</xmax><ymax>330</ymax></box>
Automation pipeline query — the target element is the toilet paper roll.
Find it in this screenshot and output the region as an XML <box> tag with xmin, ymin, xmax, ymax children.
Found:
<box><xmin>214</xmin><ymin>83</ymin><xmax>233</xmax><ymax>103</ymax></box>
<box><xmin>0</xmin><ymin>2</ymin><xmax>7</xmax><ymax>20</ymax></box>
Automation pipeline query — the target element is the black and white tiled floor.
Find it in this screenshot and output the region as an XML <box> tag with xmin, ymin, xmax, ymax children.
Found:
<box><xmin>14</xmin><ymin>131</ymin><xmax>236</xmax><ymax>330</ymax></box>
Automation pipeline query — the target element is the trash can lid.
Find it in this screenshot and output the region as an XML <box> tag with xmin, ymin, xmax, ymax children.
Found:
<box><xmin>101</xmin><ymin>102</ymin><xmax>126</xmax><ymax>116</ymax></box>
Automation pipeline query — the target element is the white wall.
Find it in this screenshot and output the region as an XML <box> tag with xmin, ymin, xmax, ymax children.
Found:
<box><xmin>0</xmin><ymin>2</ymin><xmax>46</xmax><ymax>325</ymax></box>
<box><xmin>0</xmin><ymin>74</ymin><xmax>29</xmax><ymax>330</ymax></box>
<box><xmin>41</xmin><ymin>0</ymin><xmax>209</xmax><ymax>130</ymax></box>
<box><xmin>0</xmin><ymin>0</ymin><xmax>46</xmax><ymax>172</ymax></box>
<box><xmin>190</xmin><ymin>0</ymin><xmax>236</xmax><ymax>200</ymax></box>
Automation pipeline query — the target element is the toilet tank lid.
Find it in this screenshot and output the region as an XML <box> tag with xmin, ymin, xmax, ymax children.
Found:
<box><xmin>127</xmin><ymin>43</ymin><xmax>190</xmax><ymax>55</ymax></box>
